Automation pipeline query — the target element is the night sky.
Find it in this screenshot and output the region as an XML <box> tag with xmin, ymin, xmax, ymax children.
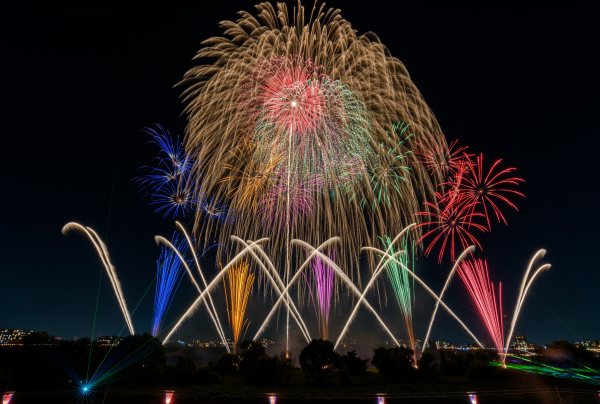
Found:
<box><xmin>2</xmin><ymin>1</ymin><xmax>599</xmax><ymax>349</ymax></box>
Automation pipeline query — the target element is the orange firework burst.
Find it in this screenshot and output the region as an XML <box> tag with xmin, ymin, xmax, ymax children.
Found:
<box><xmin>220</xmin><ymin>140</ymin><xmax>284</xmax><ymax>211</ymax></box>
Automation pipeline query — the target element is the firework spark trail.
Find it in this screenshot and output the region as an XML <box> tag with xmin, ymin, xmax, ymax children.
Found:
<box><xmin>458</xmin><ymin>259</ymin><xmax>505</xmax><ymax>363</ymax></box>
<box><xmin>62</xmin><ymin>223</ymin><xmax>134</xmax><ymax>335</ymax></box>
<box><xmin>310</xmin><ymin>251</ymin><xmax>335</xmax><ymax>340</ymax></box>
<box><xmin>447</xmin><ymin>154</ymin><xmax>524</xmax><ymax>230</ymax></box>
<box><xmin>415</xmin><ymin>199</ymin><xmax>486</xmax><ymax>263</ymax></box>
<box><xmin>505</xmin><ymin>250</ymin><xmax>551</xmax><ymax>354</ymax></box>
<box><xmin>232</xmin><ymin>236</ymin><xmax>311</xmax><ymax>342</ymax></box>
<box><xmin>421</xmin><ymin>246</ymin><xmax>476</xmax><ymax>358</ymax></box>
<box><xmin>360</xmin><ymin>246</ymin><xmax>485</xmax><ymax>350</ymax></box>
<box><xmin>174</xmin><ymin>222</ymin><xmax>230</xmax><ymax>352</ymax></box>
<box><xmin>381</xmin><ymin>235</ymin><xmax>415</xmax><ymax>353</ymax></box>
<box><xmin>155</xmin><ymin>236</ymin><xmax>230</xmax><ymax>351</ymax></box>
<box><xmin>180</xmin><ymin>2</ymin><xmax>445</xmax><ymax>282</ymax></box>
<box><xmin>163</xmin><ymin>238</ymin><xmax>313</xmax><ymax>345</ymax></box>
<box><xmin>223</xmin><ymin>260</ymin><xmax>255</xmax><ymax>352</ymax></box>
<box><xmin>152</xmin><ymin>234</ymin><xmax>188</xmax><ymax>337</ymax></box>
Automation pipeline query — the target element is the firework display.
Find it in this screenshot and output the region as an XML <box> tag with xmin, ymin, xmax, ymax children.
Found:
<box><xmin>65</xmin><ymin>1</ymin><xmax>547</xmax><ymax>381</ymax></box>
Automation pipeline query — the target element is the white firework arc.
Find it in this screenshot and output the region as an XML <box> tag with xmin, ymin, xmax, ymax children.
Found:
<box><xmin>252</xmin><ymin>237</ymin><xmax>343</xmax><ymax>341</ymax></box>
<box><xmin>154</xmin><ymin>234</ymin><xmax>230</xmax><ymax>352</ymax></box>
<box><xmin>291</xmin><ymin>239</ymin><xmax>403</xmax><ymax>349</ymax></box>
<box><xmin>421</xmin><ymin>245</ymin><xmax>476</xmax><ymax>358</ymax></box>
<box><xmin>62</xmin><ymin>222</ymin><xmax>135</xmax><ymax>335</ymax></box>
<box><xmin>175</xmin><ymin>222</ymin><xmax>230</xmax><ymax>350</ymax></box>
<box><xmin>163</xmin><ymin>237</ymin><xmax>315</xmax><ymax>345</ymax></box>
<box><xmin>505</xmin><ymin>250</ymin><xmax>551</xmax><ymax>355</ymax></box>
<box><xmin>231</xmin><ymin>236</ymin><xmax>311</xmax><ymax>342</ymax></box>
<box><xmin>334</xmin><ymin>224</ymin><xmax>416</xmax><ymax>350</ymax></box>
<box><xmin>360</xmin><ymin>246</ymin><xmax>485</xmax><ymax>350</ymax></box>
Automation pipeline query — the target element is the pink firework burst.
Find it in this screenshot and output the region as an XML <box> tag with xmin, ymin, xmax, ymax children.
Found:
<box><xmin>413</xmin><ymin>134</ymin><xmax>470</xmax><ymax>178</ymax></box>
<box><xmin>444</xmin><ymin>153</ymin><xmax>524</xmax><ymax>230</ymax></box>
<box><xmin>258</xmin><ymin>168</ymin><xmax>321</xmax><ymax>229</ymax></box>
<box><xmin>414</xmin><ymin>200</ymin><xmax>487</xmax><ymax>263</ymax></box>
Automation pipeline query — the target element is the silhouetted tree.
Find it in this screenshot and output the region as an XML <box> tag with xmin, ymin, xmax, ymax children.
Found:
<box><xmin>371</xmin><ymin>346</ymin><xmax>416</xmax><ymax>382</ymax></box>
<box><xmin>239</xmin><ymin>340</ymin><xmax>266</xmax><ymax>374</ymax></box>
<box><xmin>340</xmin><ymin>350</ymin><xmax>369</xmax><ymax>375</ymax></box>
<box><xmin>299</xmin><ymin>339</ymin><xmax>339</xmax><ymax>385</ymax></box>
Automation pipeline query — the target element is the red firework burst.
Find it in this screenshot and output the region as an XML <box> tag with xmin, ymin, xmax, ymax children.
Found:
<box><xmin>444</xmin><ymin>153</ymin><xmax>524</xmax><ymax>230</ymax></box>
<box><xmin>413</xmin><ymin>134</ymin><xmax>470</xmax><ymax>178</ymax></box>
<box><xmin>457</xmin><ymin>259</ymin><xmax>505</xmax><ymax>362</ymax></box>
<box><xmin>240</xmin><ymin>54</ymin><xmax>328</xmax><ymax>134</ymax></box>
<box><xmin>414</xmin><ymin>200</ymin><xmax>487</xmax><ymax>263</ymax></box>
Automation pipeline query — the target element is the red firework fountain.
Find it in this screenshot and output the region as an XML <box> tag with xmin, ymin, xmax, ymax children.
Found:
<box><xmin>458</xmin><ymin>259</ymin><xmax>505</xmax><ymax>365</ymax></box>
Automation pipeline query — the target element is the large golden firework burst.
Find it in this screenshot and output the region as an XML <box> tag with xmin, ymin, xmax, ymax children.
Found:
<box><xmin>178</xmin><ymin>2</ymin><xmax>447</xmax><ymax>286</ymax></box>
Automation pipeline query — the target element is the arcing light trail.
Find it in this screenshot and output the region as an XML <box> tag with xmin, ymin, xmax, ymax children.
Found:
<box><xmin>421</xmin><ymin>246</ymin><xmax>476</xmax><ymax>358</ymax></box>
<box><xmin>505</xmin><ymin>250</ymin><xmax>551</xmax><ymax>353</ymax></box>
<box><xmin>62</xmin><ymin>223</ymin><xmax>134</xmax><ymax>335</ymax></box>
<box><xmin>154</xmin><ymin>234</ymin><xmax>229</xmax><ymax>351</ymax></box>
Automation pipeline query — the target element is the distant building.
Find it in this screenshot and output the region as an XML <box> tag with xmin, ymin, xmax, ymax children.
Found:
<box><xmin>261</xmin><ymin>339</ymin><xmax>275</xmax><ymax>348</ymax></box>
<box><xmin>434</xmin><ymin>340</ymin><xmax>451</xmax><ymax>349</ymax></box>
<box><xmin>98</xmin><ymin>335</ymin><xmax>124</xmax><ymax>347</ymax></box>
<box><xmin>0</xmin><ymin>330</ymin><xmax>37</xmax><ymax>346</ymax></box>
<box><xmin>350</xmin><ymin>338</ymin><xmax>358</xmax><ymax>346</ymax></box>
<box><xmin>511</xmin><ymin>335</ymin><xmax>534</xmax><ymax>350</ymax></box>
<box><xmin>574</xmin><ymin>341</ymin><xmax>600</xmax><ymax>351</ymax></box>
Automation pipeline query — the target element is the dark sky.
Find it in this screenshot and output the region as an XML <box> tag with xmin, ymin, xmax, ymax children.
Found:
<box><xmin>1</xmin><ymin>1</ymin><xmax>599</xmax><ymax>348</ymax></box>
